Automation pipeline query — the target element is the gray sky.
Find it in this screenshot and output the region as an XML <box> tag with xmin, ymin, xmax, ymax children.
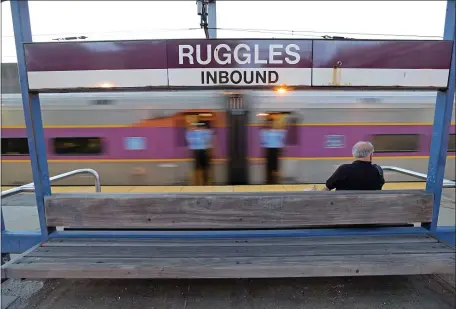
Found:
<box><xmin>1</xmin><ymin>1</ymin><xmax>448</xmax><ymax>63</ymax></box>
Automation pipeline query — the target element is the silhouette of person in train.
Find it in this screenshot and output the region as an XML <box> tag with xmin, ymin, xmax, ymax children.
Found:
<box><xmin>186</xmin><ymin>120</ymin><xmax>213</xmax><ymax>186</ymax></box>
<box><xmin>201</xmin><ymin>120</ymin><xmax>216</xmax><ymax>184</ymax></box>
<box><xmin>322</xmin><ymin>141</ymin><xmax>385</xmax><ymax>191</ymax></box>
<box><xmin>260</xmin><ymin>117</ymin><xmax>287</xmax><ymax>184</ymax></box>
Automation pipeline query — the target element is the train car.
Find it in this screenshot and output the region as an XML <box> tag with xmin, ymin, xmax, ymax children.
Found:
<box><xmin>1</xmin><ymin>90</ymin><xmax>455</xmax><ymax>186</ymax></box>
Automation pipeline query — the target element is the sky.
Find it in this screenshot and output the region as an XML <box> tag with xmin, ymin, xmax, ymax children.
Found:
<box><xmin>0</xmin><ymin>0</ymin><xmax>449</xmax><ymax>63</ymax></box>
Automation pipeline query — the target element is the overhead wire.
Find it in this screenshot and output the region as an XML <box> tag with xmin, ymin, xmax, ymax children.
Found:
<box><xmin>1</xmin><ymin>26</ymin><xmax>443</xmax><ymax>40</ymax></box>
<box><xmin>210</xmin><ymin>27</ymin><xmax>444</xmax><ymax>39</ymax></box>
<box><xmin>1</xmin><ymin>25</ymin><xmax>444</xmax><ymax>59</ymax></box>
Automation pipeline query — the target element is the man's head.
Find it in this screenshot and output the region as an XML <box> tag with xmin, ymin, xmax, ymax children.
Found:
<box><xmin>352</xmin><ymin>141</ymin><xmax>375</xmax><ymax>162</ymax></box>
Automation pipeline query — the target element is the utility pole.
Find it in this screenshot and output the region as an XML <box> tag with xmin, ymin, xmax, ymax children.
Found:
<box><xmin>196</xmin><ymin>0</ymin><xmax>217</xmax><ymax>39</ymax></box>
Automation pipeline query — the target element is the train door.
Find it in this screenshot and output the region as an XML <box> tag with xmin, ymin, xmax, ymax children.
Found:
<box><xmin>227</xmin><ymin>95</ymin><xmax>249</xmax><ymax>185</ymax></box>
<box><xmin>179</xmin><ymin>110</ymin><xmax>218</xmax><ymax>186</ymax></box>
<box><xmin>257</xmin><ymin>111</ymin><xmax>298</xmax><ymax>184</ymax></box>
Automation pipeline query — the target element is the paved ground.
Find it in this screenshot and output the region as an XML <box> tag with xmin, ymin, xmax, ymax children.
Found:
<box><xmin>1</xmin><ymin>187</ymin><xmax>455</xmax><ymax>309</ymax></box>
<box><xmin>2</xmin><ymin>276</ymin><xmax>456</xmax><ymax>309</ymax></box>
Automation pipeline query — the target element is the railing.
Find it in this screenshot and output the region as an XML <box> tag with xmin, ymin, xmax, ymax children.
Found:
<box><xmin>381</xmin><ymin>166</ymin><xmax>456</xmax><ymax>188</ymax></box>
<box><xmin>1</xmin><ymin>168</ymin><xmax>101</xmax><ymax>199</ymax></box>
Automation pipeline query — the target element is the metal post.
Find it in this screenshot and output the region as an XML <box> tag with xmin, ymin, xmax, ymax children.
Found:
<box><xmin>207</xmin><ymin>0</ymin><xmax>217</xmax><ymax>38</ymax></box>
<box><xmin>425</xmin><ymin>0</ymin><xmax>456</xmax><ymax>231</ymax></box>
<box><xmin>10</xmin><ymin>0</ymin><xmax>53</xmax><ymax>240</ymax></box>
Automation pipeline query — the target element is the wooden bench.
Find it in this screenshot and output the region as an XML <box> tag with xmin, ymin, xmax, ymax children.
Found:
<box><xmin>2</xmin><ymin>190</ymin><xmax>455</xmax><ymax>279</ymax></box>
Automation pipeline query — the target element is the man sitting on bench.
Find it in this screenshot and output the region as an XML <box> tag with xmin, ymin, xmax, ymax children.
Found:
<box><xmin>322</xmin><ymin>141</ymin><xmax>385</xmax><ymax>191</ymax></box>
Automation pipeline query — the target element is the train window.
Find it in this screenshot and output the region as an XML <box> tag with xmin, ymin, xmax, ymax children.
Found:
<box><xmin>285</xmin><ymin>116</ymin><xmax>299</xmax><ymax>146</ymax></box>
<box><xmin>371</xmin><ymin>134</ymin><xmax>420</xmax><ymax>153</ymax></box>
<box><xmin>175</xmin><ymin>116</ymin><xmax>188</xmax><ymax>147</ymax></box>
<box><xmin>258</xmin><ymin>112</ymin><xmax>298</xmax><ymax>146</ymax></box>
<box><xmin>124</xmin><ymin>137</ymin><xmax>146</xmax><ymax>150</ymax></box>
<box><xmin>448</xmin><ymin>134</ymin><xmax>456</xmax><ymax>152</ymax></box>
<box><xmin>52</xmin><ymin>137</ymin><xmax>104</xmax><ymax>155</ymax></box>
<box><xmin>1</xmin><ymin>138</ymin><xmax>29</xmax><ymax>155</ymax></box>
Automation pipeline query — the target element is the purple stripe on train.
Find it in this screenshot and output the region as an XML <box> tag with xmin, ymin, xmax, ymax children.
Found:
<box><xmin>2</xmin><ymin>125</ymin><xmax>455</xmax><ymax>160</ymax></box>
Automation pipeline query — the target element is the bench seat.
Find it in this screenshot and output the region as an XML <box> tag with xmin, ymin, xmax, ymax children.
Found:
<box><xmin>3</xmin><ymin>190</ymin><xmax>455</xmax><ymax>279</ymax></box>
<box><xmin>2</xmin><ymin>234</ymin><xmax>455</xmax><ymax>279</ymax></box>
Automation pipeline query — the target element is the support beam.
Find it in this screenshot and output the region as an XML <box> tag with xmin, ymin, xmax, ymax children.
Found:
<box><xmin>1</xmin><ymin>231</ymin><xmax>42</xmax><ymax>254</ymax></box>
<box><xmin>425</xmin><ymin>0</ymin><xmax>456</xmax><ymax>232</ymax></box>
<box><xmin>10</xmin><ymin>0</ymin><xmax>53</xmax><ymax>241</ymax></box>
<box><xmin>426</xmin><ymin>1</ymin><xmax>456</xmax><ymax>231</ymax></box>
<box><xmin>433</xmin><ymin>226</ymin><xmax>456</xmax><ymax>247</ymax></box>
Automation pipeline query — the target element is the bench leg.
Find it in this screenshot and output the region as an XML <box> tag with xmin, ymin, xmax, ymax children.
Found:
<box><xmin>1</xmin><ymin>253</ymin><xmax>11</xmax><ymax>283</ymax></box>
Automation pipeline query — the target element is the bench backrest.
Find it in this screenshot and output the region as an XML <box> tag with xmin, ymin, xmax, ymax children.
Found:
<box><xmin>44</xmin><ymin>190</ymin><xmax>433</xmax><ymax>229</ymax></box>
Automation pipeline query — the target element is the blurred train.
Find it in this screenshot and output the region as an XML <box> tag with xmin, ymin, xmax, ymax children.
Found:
<box><xmin>1</xmin><ymin>90</ymin><xmax>455</xmax><ymax>186</ymax></box>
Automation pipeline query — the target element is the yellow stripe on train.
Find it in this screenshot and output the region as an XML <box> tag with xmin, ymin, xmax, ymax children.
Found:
<box><xmin>2</xmin><ymin>122</ymin><xmax>456</xmax><ymax>129</ymax></box>
<box><xmin>2</xmin><ymin>155</ymin><xmax>455</xmax><ymax>163</ymax></box>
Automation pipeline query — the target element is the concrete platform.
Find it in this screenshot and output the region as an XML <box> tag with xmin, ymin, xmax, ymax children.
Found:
<box><xmin>1</xmin><ymin>296</ymin><xmax>18</xmax><ymax>309</ymax></box>
<box><xmin>2</xmin><ymin>276</ymin><xmax>455</xmax><ymax>309</ymax></box>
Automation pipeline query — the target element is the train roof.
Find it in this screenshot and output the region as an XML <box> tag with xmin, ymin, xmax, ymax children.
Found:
<box><xmin>1</xmin><ymin>90</ymin><xmax>454</xmax><ymax>109</ymax></box>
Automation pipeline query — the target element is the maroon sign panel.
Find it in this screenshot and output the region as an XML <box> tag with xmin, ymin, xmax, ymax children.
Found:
<box><xmin>23</xmin><ymin>39</ymin><xmax>453</xmax><ymax>92</ymax></box>
<box><xmin>312</xmin><ymin>40</ymin><xmax>453</xmax><ymax>88</ymax></box>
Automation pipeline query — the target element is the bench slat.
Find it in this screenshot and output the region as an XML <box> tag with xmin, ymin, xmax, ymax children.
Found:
<box><xmin>29</xmin><ymin>242</ymin><xmax>453</xmax><ymax>258</ymax></box>
<box><xmin>44</xmin><ymin>234</ymin><xmax>438</xmax><ymax>247</ymax></box>
<box><xmin>5</xmin><ymin>254</ymin><xmax>455</xmax><ymax>279</ymax></box>
<box><xmin>2</xmin><ymin>235</ymin><xmax>455</xmax><ymax>279</ymax></box>
<box><xmin>45</xmin><ymin>191</ymin><xmax>433</xmax><ymax>229</ymax></box>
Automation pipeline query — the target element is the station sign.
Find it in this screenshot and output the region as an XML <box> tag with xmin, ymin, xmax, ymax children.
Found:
<box><xmin>165</xmin><ymin>40</ymin><xmax>312</xmax><ymax>87</ymax></box>
<box><xmin>23</xmin><ymin>39</ymin><xmax>453</xmax><ymax>92</ymax></box>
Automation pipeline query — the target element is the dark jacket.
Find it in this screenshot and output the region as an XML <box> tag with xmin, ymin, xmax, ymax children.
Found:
<box><xmin>325</xmin><ymin>160</ymin><xmax>385</xmax><ymax>191</ymax></box>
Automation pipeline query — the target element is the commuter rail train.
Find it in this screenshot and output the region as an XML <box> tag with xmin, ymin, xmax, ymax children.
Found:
<box><xmin>1</xmin><ymin>90</ymin><xmax>455</xmax><ymax>186</ymax></box>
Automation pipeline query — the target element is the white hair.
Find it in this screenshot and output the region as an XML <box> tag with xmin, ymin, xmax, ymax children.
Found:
<box><xmin>352</xmin><ymin>141</ymin><xmax>375</xmax><ymax>159</ymax></box>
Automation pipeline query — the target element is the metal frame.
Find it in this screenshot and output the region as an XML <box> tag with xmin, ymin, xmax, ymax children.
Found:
<box><xmin>50</xmin><ymin>227</ymin><xmax>430</xmax><ymax>239</ymax></box>
<box><xmin>1</xmin><ymin>169</ymin><xmax>101</xmax><ymax>254</ymax></box>
<box><xmin>1</xmin><ymin>169</ymin><xmax>101</xmax><ymax>199</ymax></box>
<box><xmin>10</xmin><ymin>0</ymin><xmax>52</xmax><ymax>241</ymax></box>
<box><xmin>3</xmin><ymin>0</ymin><xmax>455</xmax><ymax>255</ymax></box>
<box><xmin>425</xmin><ymin>1</ymin><xmax>456</xmax><ymax>232</ymax></box>
<box><xmin>382</xmin><ymin>166</ymin><xmax>456</xmax><ymax>188</ymax></box>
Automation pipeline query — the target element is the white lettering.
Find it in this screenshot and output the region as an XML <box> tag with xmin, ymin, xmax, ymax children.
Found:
<box><xmin>196</xmin><ymin>44</ymin><xmax>212</xmax><ymax>65</ymax></box>
<box><xmin>285</xmin><ymin>44</ymin><xmax>300</xmax><ymax>65</ymax></box>
<box><xmin>179</xmin><ymin>45</ymin><xmax>194</xmax><ymax>65</ymax></box>
<box><xmin>179</xmin><ymin>43</ymin><xmax>301</xmax><ymax>66</ymax></box>
<box><xmin>233</xmin><ymin>44</ymin><xmax>251</xmax><ymax>65</ymax></box>
<box><xmin>269</xmin><ymin>44</ymin><xmax>283</xmax><ymax>64</ymax></box>
<box><xmin>254</xmin><ymin>44</ymin><xmax>267</xmax><ymax>64</ymax></box>
<box><xmin>214</xmin><ymin>44</ymin><xmax>232</xmax><ymax>65</ymax></box>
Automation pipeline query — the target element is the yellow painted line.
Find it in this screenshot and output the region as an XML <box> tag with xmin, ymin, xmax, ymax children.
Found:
<box><xmin>249</xmin><ymin>122</ymin><xmax>456</xmax><ymax>127</ymax></box>
<box><xmin>251</xmin><ymin>155</ymin><xmax>456</xmax><ymax>161</ymax></box>
<box><xmin>128</xmin><ymin>186</ymin><xmax>184</xmax><ymax>193</ymax></box>
<box><xmin>1</xmin><ymin>158</ymin><xmax>193</xmax><ymax>163</ymax></box>
<box><xmin>3</xmin><ymin>122</ymin><xmax>455</xmax><ymax>129</ymax></box>
<box><xmin>233</xmin><ymin>185</ymin><xmax>286</xmax><ymax>192</ymax></box>
<box><xmin>181</xmin><ymin>186</ymin><xmax>234</xmax><ymax>192</ymax></box>
<box><xmin>1</xmin><ymin>182</ymin><xmax>432</xmax><ymax>193</ymax></box>
<box><xmin>2</xmin><ymin>155</ymin><xmax>455</xmax><ymax>163</ymax></box>
<box><xmin>1</xmin><ymin>125</ymin><xmax>132</xmax><ymax>129</ymax></box>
